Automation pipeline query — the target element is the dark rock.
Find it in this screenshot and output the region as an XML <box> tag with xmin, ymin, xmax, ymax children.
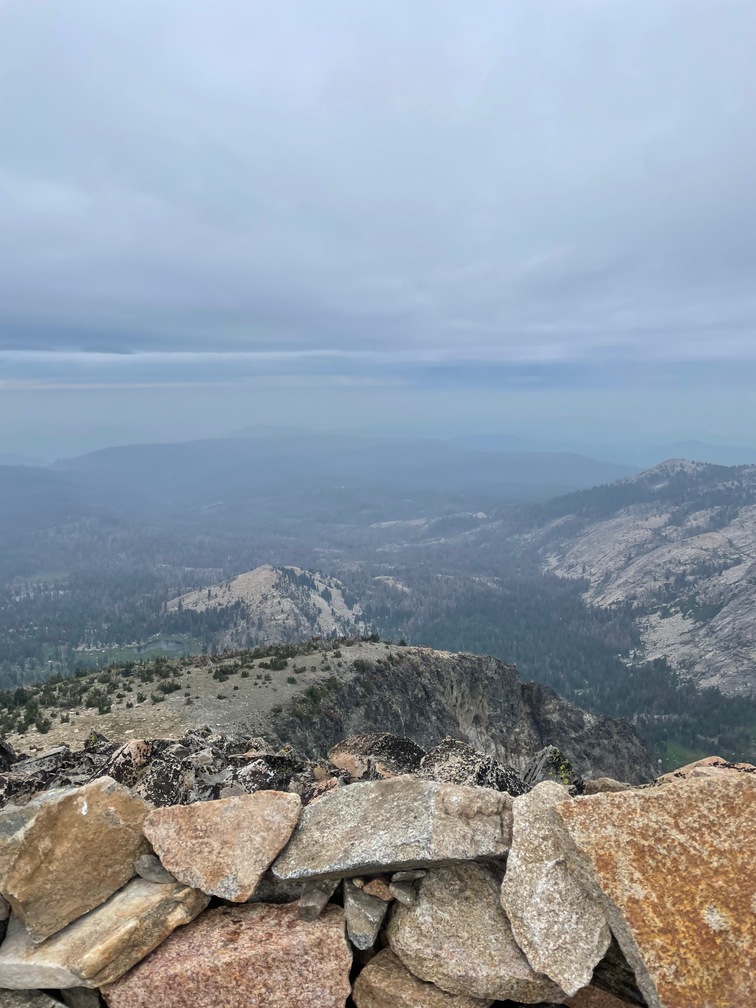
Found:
<box><xmin>328</xmin><ymin>733</ymin><xmax>426</xmax><ymax>779</ymax></box>
<box><xmin>132</xmin><ymin>758</ymin><xmax>192</xmax><ymax>807</ymax></box>
<box><xmin>417</xmin><ymin>739</ymin><xmax>529</xmax><ymax>796</ymax></box>
<box><xmin>298</xmin><ymin>878</ymin><xmax>339</xmax><ymax>921</ymax></box>
<box><xmin>343</xmin><ymin>879</ymin><xmax>390</xmax><ymax>949</ymax></box>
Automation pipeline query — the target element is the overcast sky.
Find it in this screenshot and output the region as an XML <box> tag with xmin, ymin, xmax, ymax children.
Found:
<box><xmin>1</xmin><ymin>0</ymin><xmax>756</xmax><ymax>457</ymax></box>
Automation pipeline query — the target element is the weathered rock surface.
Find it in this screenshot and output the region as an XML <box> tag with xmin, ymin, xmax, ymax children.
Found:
<box><xmin>416</xmin><ymin>738</ymin><xmax>529</xmax><ymax>795</ymax></box>
<box><xmin>353</xmin><ymin>948</ymin><xmax>494</xmax><ymax>1007</ymax></box>
<box><xmin>553</xmin><ymin>775</ymin><xmax>756</xmax><ymax>1008</ymax></box>
<box><xmin>328</xmin><ymin>733</ymin><xmax>426</xmax><ymax>779</ymax></box>
<box><xmin>387</xmin><ymin>862</ymin><xmax>565</xmax><ymax>1003</ymax></box>
<box><xmin>565</xmin><ymin>987</ymin><xmax>640</xmax><ymax>1007</ymax></box>
<box><xmin>582</xmin><ymin>778</ymin><xmax>632</xmax><ymax>795</ymax></box>
<box><xmin>101</xmin><ymin>903</ymin><xmax>352</xmax><ymax>1008</ymax></box>
<box><xmin>343</xmin><ymin>879</ymin><xmax>389</xmax><ymax>949</ymax></box>
<box><xmin>272</xmin><ymin>777</ymin><xmax>512</xmax><ymax>881</ymax></box>
<box><xmin>0</xmin><ymin>879</ymin><xmax>207</xmax><ymax>989</ymax></box>
<box><xmin>500</xmin><ymin>782</ymin><xmax>611</xmax><ymax>995</ymax></box>
<box><xmin>0</xmin><ymin>992</ymin><xmax>68</xmax><ymax>1008</ymax></box>
<box><xmin>0</xmin><ymin>777</ymin><xmax>149</xmax><ymax>943</ymax></box>
<box><xmin>144</xmin><ymin>791</ymin><xmax>301</xmax><ymax>901</ymax></box>
<box><xmin>655</xmin><ymin>754</ymin><xmax>755</xmax><ymax>784</ymax></box>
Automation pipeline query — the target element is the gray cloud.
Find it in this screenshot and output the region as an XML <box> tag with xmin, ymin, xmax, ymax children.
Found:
<box><xmin>1</xmin><ymin>0</ymin><xmax>755</xmax><ymax>373</ymax></box>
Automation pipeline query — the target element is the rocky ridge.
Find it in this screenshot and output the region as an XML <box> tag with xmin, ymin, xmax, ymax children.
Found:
<box><xmin>0</xmin><ymin>727</ymin><xmax>752</xmax><ymax>1008</ymax></box>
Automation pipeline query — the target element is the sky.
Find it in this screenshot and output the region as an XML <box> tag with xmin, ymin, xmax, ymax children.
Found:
<box><xmin>1</xmin><ymin>0</ymin><xmax>756</xmax><ymax>458</ymax></box>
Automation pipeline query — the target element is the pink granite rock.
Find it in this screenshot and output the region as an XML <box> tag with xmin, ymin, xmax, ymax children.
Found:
<box><xmin>101</xmin><ymin>902</ymin><xmax>352</xmax><ymax>1008</ymax></box>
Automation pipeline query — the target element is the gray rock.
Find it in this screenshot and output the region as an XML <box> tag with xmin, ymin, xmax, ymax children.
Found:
<box><xmin>58</xmin><ymin>989</ymin><xmax>103</xmax><ymax>1008</ymax></box>
<box><xmin>0</xmin><ymin>993</ymin><xmax>67</xmax><ymax>1008</ymax></box>
<box><xmin>272</xmin><ymin>776</ymin><xmax>512</xmax><ymax>881</ymax></box>
<box><xmin>391</xmin><ymin>870</ymin><xmax>426</xmax><ymax>882</ymax></box>
<box><xmin>388</xmin><ymin>881</ymin><xmax>417</xmax><ymax>906</ymax></box>
<box><xmin>417</xmin><ymin>738</ymin><xmax>529</xmax><ymax>796</ymax></box>
<box><xmin>297</xmin><ymin>878</ymin><xmax>339</xmax><ymax>921</ymax></box>
<box><xmin>328</xmin><ymin>733</ymin><xmax>426</xmax><ymax>779</ymax></box>
<box><xmin>387</xmin><ymin>862</ymin><xmax>566</xmax><ymax>1003</ymax></box>
<box><xmin>133</xmin><ymin>854</ymin><xmax>177</xmax><ymax>885</ymax></box>
<box><xmin>500</xmin><ymin>781</ymin><xmax>611</xmax><ymax>996</ymax></box>
<box><xmin>343</xmin><ymin>879</ymin><xmax>389</xmax><ymax>950</ymax></box>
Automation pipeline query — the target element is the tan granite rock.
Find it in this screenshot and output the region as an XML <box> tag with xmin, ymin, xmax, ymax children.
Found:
<box><xmin>655</xmin><ymin>754</ymin><xmax>755</xmax><ymax>785</ymax></box>
<box><xmin>362</xmin><ymin>877</ymin><xmax>393</xmax><ymax>901</ymax></box>
<box><xmin>582</xmin><ymin>778</ymin><xmax>632</xmax><ymax>795</ymax></box>
<box><xmin>144</xmin><ymin>791</ymin><xmax>301</xmax><ymax>902</ymax></box>
<box><xmin>553</xmin><ymin>775</ymin><xmax>756</xmax><ymax>1008</ymax></box>
<box><xmin>0</xmin><ymin>879</ymin><xmax>207</xmax><ymax>989</ymax></box>
<box><xmin>101</xmin><ymin>902</ymin><xmax>352</xmax><ymax>1008</ymax></box>
<box><xmin>353</xmin><ymin>948</ymin><xmax>493</xmax><ymax>1007</ymax></box>
<box><xmin>272</xmin><ymin>777</ymin><xmax>512</xmax><ymax>881</ymax></box>
<box><xmin>0</xmin><ymin>777</ymin><xmax>149</xmax><ymax>943</ymax></box>
<box><xmin>500</xmin><ymin>781</ymin><xmax>611</xmax><ymax>995</ymax></box>
<box><xmin>386</xmin><ymin>862</ymin><xmax>565</xmax><ymax>1003</ymax></box>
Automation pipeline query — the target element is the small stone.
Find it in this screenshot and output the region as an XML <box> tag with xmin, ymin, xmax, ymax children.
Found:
<box><xmin>0</xmin><ymin>777</ymin><xmax>149</xmax><ymax>943</ymax></box>
<box><xmin>272</xmin><ymin>777</ymin><xmax>512</xmax><ymax>881</ymax></box>
<box><xmin>582</xmin><ymin>778</ymin><xmax>632</xmax><ymax>795</ymax></box>
<box><xmin>417</xmin><ymin>738</ymin><xmax>529</xmax><ymax>796</ymax></box>
<box><xmin>0</xmin><ymin>879</ymin><xmax>208</xmax><ymax>989</ymax></box>
<box><xmin>133</xmin><ymin>854</ymin><xmax>176</xmax><ymax>885</ymax></box>
<box><xmin>391</xmin><ymin>870</ymin><xmax>426</xmax><ymax>882</ymax></box>
<box><xmin>101</xmin><ymin>903</ymin><xmax>352</xmax><ymax>1008</ymax></box>
<box><xmin>144</xmin><ymin>790</ymin><xmax>301</xmax><ymax>901</ymax></box>
<box><xmin>388</xmin><ymin>881</ymin><xmax>417</xmax><ymax>906</ymax></box>
<box><xmin>362</xmin><ymin>877</ymin><xmax>393</xmax><ymax>901</ymax></box>
<box><xmin>328</xmin><ymin>733</ymin><xmax>426</xmax><ymax>779</ymax></box>
<box><xmin>353</xmin><ymin>948</ymin><xmax>494</xmax><ymax>1007</ymax></box>
<box><xmin>344</xmin><ymin>879</ymin><xmax>390</xmax><ymax>950</ymax></box>
<box><xmin>500</xmin><ymin>781</ymin><xmax>611</xmax><ymax>996</ymax></box>
<box><xmin>352</xmin><ymin>876</ymin><xmax>366</xmax><ymax>888</ymax></box>
<box><xmin>297</xmin><ymin>878</ymin><xmax>339</xmax><ymax>921</ymax></box>
<box><xmin>59</xmin><ymin>989</ymin><xmax>104</xmax><ymax>1008</ymax></box>
<box><xmin>553</xmin><ymin>774</ymin><xmax>756</xmax><ymax>1008</ymax></box>
<box><xmin>387</xmin><ymin>862</ymin><xmax>565</xmax><ymax>1003</ymax></box>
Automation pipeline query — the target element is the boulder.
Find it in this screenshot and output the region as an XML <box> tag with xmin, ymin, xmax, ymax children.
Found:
<box><xmin>272</xmin><ymin>777</ymin><xmax>512</xmax><ymax>881</ymax></box>
<box><xmin>582</xmin><ymin>778</ymin><xmax>632</xmax><ymax>795</ymax></box>
<box><xmin>0</xmin><ymin>879</ymin><xmax>208</xmax><ymax>989</ymax></box>
<box><xmin>417</xmin><ymin>738</ymin><xmax>529</xmax><ymax>795</ymax></box>
<box><xmin>328</xmin><ymin>733</ymin><xmax>426</xmax><ymax>779</ymax></box>
<box><xmin>0</xmin><ymin>777</ymin><xmax>149</xmax><ymax>943</ymax></box>
<box><xmin>655</xmin><ymin>755</ymin><xmax>755</xmax><ymax>785</ymax></box>
<box><xmin>553</xmin><ymin>774</ymin><xmax>756</xmax><ymax>1008</ymax></box>
<box><xmin>386</xmin><ymin>862</ymin><xmax>565</xmax><ymax>1003</ymax></box>
<box><xmin>353</xmin><ymin>948</ymin><xmax>494</xmax><ymax>1007</ymax></box>
<box><xmin>500</xmin><ymin>781</ymin><xmax>611</xmax><ymax>995</ymax></box>
<box><xmin>144</xmin><ymin>791</ymin><xmax>301</xmax><ymax>901</ymax></box>
<box><xmin>101</xmin><ymin>903</ymin><xmax>352</xmax><ymax>1008</ymax></box>
<box><xmin>91</xmin><ymin>741</ymin><xmax>154</xmax><ymax>788</ymax></box>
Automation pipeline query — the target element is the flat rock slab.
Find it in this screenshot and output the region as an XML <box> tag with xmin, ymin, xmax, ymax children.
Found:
<box><xmin>0</xmin><ymin>993</ymin><xmax>68</xmax><ymax>1008</ymax></box>
<box><xmin>272</xmin><ymin>776</ymin><xmax>512</xmax><ymax>881</ymax></box>
<box><xmin>101</xmin><ymin>902</ymin><xmax>352</xmax><ymax>1008</ymax></box>
<box><xmin>0</xmin><ymin>777</ymin><xmax>149</xmax><ymax>943</ymax></box>
<box><xmin>387</xmin><ymin>862</ymin><xmax>565</xmax><ymax>1003</ymax></box>
<box><xmin>500</xmin><ymin>781</ymin><xmax>611</xmax><ymax>995</ymax></box>
<box><xmin>0</xmin><ymin>879</ymin><xmax>208</xmax><ymax>989</ymax></box>
<box><xmin>553</xmin><ymin>775</ymin><xmax>756</xmax><ymax>1008</ymax></box>
<box><xmin>144</xmin><ymin>791</ymin><xmax>301</xmax><ymax>901</ymax></box>
<box><xmin>353</xmin><ymin>949</ymin><xmax>494</xmax><ymax>1007</ymax></box>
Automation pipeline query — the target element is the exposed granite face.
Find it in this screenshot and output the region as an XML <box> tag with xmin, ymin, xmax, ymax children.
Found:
<box><xmin>500</xmin><ymin>782</ymin><xmax>611</xmax><ymax>996</ymax></box>
<box><xmin>0</xmin><ymin>777</ymin><xmax>149</xmax><ymax>943</ymax></box>
<box><xmin>101</xmin><ymin>903</ymin><xmax>352</xmax><ymax>1008</ymax></box>
<box><xmin>553</xmin><ymin>775</ymin><xmax>756</xmax><ymax>1008</ymax></box>
<box><xmin>272</xmin><ymin>777</ymin><xmax>512</xmax><ymax>881</ymax></box>
<box><xmin>269</xmin><ymin>649</ymin><xmax>654</xmax><ymax>784</ymax></box>
<box><xmin>144</xmin><ymin>791</ymin><xmax>301</xmax><ymax>901</ymax></box>
<box><xmin>386</xmin><ymin>862</ymin><xmax>566</xmax><ymax>1003</ymax></box>
<box><xmin>0</xmin><ymin>879</ymin><xmax>208</xmax><ymax>989</ymax></box>
<box><xmin>353</xmin><ymin>948</ymin><xmax>494</xmax><ymax>1008</ymax></box>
